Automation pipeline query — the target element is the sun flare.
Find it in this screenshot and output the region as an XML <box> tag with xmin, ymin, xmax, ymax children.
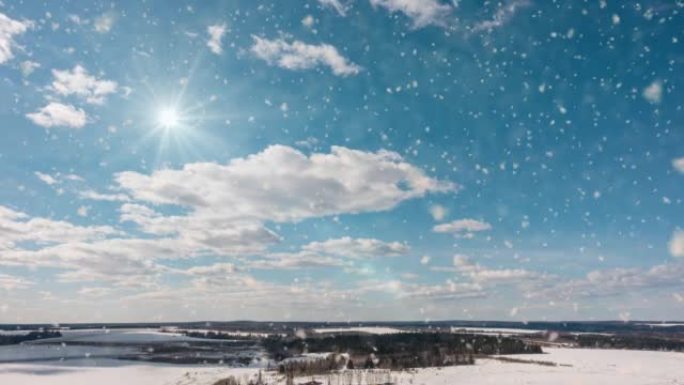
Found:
<box><xmin>157</xmin><ymin>107</ymin><xmax>179</xmax><ymax>129</ymax></box>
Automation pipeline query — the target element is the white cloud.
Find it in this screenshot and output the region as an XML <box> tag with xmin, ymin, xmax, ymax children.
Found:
<box><xmin>186</xmin><ymin>263</ymin><xmax>237</xmax><ymax>276</ymax></box>
<box><xmin>450</xmin><ymin>254</ymin><xmax>541</xmax><ymax>284</ymax></box>
<box><xmin>26</xmin><ymin>102</ymin><xmax>87</xmax><ymax>129</ymax></box>
<box><xmin>400</xmin><ymin>280</ymin><xmax>485</xmax><ymax>300</ymax></box>
<box><xmin>207</xmin><ymin>23</ymin><xmax>227</xmax><ymax>54</ymax></box>
<box><xmin>0</xmin><ymin>274</ymin><xmax>33</xmax><ymax>290</ymax></box>
<box><xmin>251</xmin><ymin>36</ymin><xmax>361</xmax><ymax>76</ymax></box>
<box><xmin>1</xmin><ymin>146</ymin><xmax>450</xmax><ymax>292</ymax></box>
<box><xmin>302</xmin><ymin>15</ymin><xmax>315</xmax><ymax>28</ymax></box>
<box><xmin>248</xmin><ymin>252</ymin><xmax>346</xmax><ymax>270</ymax></box>
<box><xmin>538</xmin><ymin>262</ymin><xmax>684</xmax><ymax>299</ymax></box>
<box><xmin>116</xmin><ymin>145</ymin><xmax>454</xmax><ymax>223</ymax></box>
<box><xmin>80</xmin><ymin>190</ymin><xmax>131</xmax><ymax>202</ymax></box>
<box><xmin>19</xmin><ymin>60</ymin><xmax>39</xmax><ymax>76</ymax></box>
<box><xmin>433</xmin><ymin>218</ymin><xmax>491</xmax><ymax>236</ymax></box>
<box><xmin>78</xmin><ymin>287</ymin><xmax>113</xmax><ymax>297</ymax></box>
<box><xmin>119</xmin><ymin>203</ymin><xmax>280</xmax><ymax>255</ymax></box>
<box><xmin>0</xmin><ymin>205</ymin><xmax>119</xmax><ymax>250</ymax></box>
<box><xmin>50</xmin><ymin>65</ymin><xmax>118</xmax><ymax>104</ymax></box>
<box><xmin>35</xmin><ymin>171</ymin><xmax>58</xmax><ymax>186</ymax></box>
<box><xmin>248</xmin><ymin>237</ymin><xmax>408</xmax><ymax>271</ymax></box>
<box><xmin>1</xmin><ymin>237</ymin><xmax>186</xmax><ymax>288</ymax></box>
<box><xmin>429</xmin><ymin>204</ymin><xmax>447</xmax><ymax>221</ymax></box>
<box><xmin>369</xmin><ymin>0</ymin><xmax>453</xmax><ymax>28</ymax></box>
<box><xmin>670</xmin><ymin>230</ymin><xmax>684</xmax><ymax>258</ymax></box>
<box><xmin>0</xmin><ymin>12</ymin><xmax>32</xmax><ymax>64</ymax></box>
<box><xmin>642</xmin><ymin>80</ymin><xmax>663</xmax><ymax>104</ymax></box>
<box><xmin>471</xmin><ymin>0</ymin><xmax>530</xmax><ymax>33</ymax></box>
<box><xmin>318</xmin><ymin>0</ymin><xmax>349</xmax><ymax>16</ymax></box>
<box><xmin>672</xmin><ymin>157</ymin><xmax>684</xmax><ymax>174</ymax></box>
<box><xmin>93</xmin><ymin>12</ymin><xmax>116</xmax><ymax>33</ymax></box>
<box><xmin>303</xmin><ymin>236</ymin><xmax>409</xmax><ymax>258</ymax></box>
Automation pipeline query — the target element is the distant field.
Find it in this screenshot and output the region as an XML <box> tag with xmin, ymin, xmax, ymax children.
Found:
<box><xmin>1</xmin><ymin>348</ymin><xmax>683</xmax><ymax>385</ymax></box>
<box><xmin>1</xmin><ymin>322</ymin><xmax>683</xmax><ymax>384</ymax></box>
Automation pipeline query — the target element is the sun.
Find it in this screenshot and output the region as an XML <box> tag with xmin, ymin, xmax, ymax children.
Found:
<box><xmin>157</xmin><ymin>107</ymin><xmax>179</xmax><ymax>129</ymax></box>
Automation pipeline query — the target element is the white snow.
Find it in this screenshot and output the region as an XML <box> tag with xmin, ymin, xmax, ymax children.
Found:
<box><xmin>640</xmin><ymin>322</ymin><xmax>684</xmax><ymax>327</ymax></box>
<box><xmin>0</xmin><ymin>360</ymin><xmax>261</xmax><ymax>385</ymax></box>
<box><xmin>312</xmin><ymin>326</ymin><xmax>404</xmax><ymax>334</ymax></box>
<box><xmin>449</xmin><ymin>326</ymin><xmax>544</xmax><ymax>336</ymax></box>
<box><xmin>0</xmin><ymin>344</ymin><xmax>136</xmax><ymax>362</ymax></box>
<box><xmin>1</xmin><ymin>347</ymin><xmax>683</xmax><ymax>384</ymax></box>
<box><xmin>0</xmin><ymin>330</ymin><xmax>32</xmax><ymax>336</ymax></box>
<box><xmin>37</xmin><ymin>328</ymin><xmax>219</xmax><ymax>343</ymax></box>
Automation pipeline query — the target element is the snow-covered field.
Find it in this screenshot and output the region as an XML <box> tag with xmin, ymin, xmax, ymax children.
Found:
<box><xmin>36</xmin><ymin>328</ymin><xmax>217</xmax><ymax>344</ymax></box>
<box><xmin>449</xmin><ymin>327</ymin><xmax>544</xmax><ymax>336</ymax></box>
<box><xmin>0</xmin><ymin>360</ymin><xmax>261</xmax><ymax>385</ymax></box>
<box><xmin>312</xmin><ymin>326</ymin><xmax>404</xmax><ymax>334</ymax></box>
<box><xmin>0</xmin><ymin>347</ymin><xmax>682</xmax><ymax>385</ymax></box>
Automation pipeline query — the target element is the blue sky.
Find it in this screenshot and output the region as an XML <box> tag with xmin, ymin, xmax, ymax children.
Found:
<box><xmin>0</xmin><ymin>0</ymin><xmax>683</xmax><ymax>323</ymax></box>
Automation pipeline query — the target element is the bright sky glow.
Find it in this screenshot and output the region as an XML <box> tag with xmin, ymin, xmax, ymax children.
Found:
<box><xmin>157</xmin><ymin>107</ymin><xmax>180</xmax><ymax>129</ymax></box>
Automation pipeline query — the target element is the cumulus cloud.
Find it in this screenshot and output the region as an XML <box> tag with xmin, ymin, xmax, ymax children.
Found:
<box><xmin>369</xmin><ymin>0</ymin><xmax>453</xmax><ymax>28</ymax></box>
<box><xmin>0</xmin><ymin>12</ymin><xmax>32</xmax><ymax>64</ymax></box>
<box><xmin>251</xmin><ymin>36</ymin><xmax>361</xmax><ymax>76</ymax></box>
<box><xmin>471</xmin><ymin>0</ymin><xmax>530</xmax><ymax>33</ymax></box>
<box><xmin>50</xmin><ymin>65</ymin><xmax>118</xmax><ymax>104</ymax></box>
<box><xmin>433</xmin><ymin>218</ymin><xmax>491</xmax><ymax>236</ymax></box>
<box><xmin>26</xmin><ymin>102</ymin><xmax>87</xmax><ymax>129</ymax></box>
<box><xmin>207</xmin><ymin>23</ymin><xmax>227</xmax><ymax>54</ymax></box>
<box><xmin>318</xmin><ymin>0</ymin><xmax>349</xmax><ymax>16</ymax></box>
<box><xmin>116</xmin><ymin>145</ymin><xmax>454</xmax><ymax>223</ymax></box>
<box><xmin>1</xmin><ymin>146</ymin><xmax>450</xmax><ymax>291</ymax></box>
<box><xmin>670</xmin><ymin>230</ymin><xmax>684</xmax><ymax>258</ymax></box>
<box><xmin>673</xmin><ymin>157</ymin><xmax>684</xmax><ymax>174</ymax></box>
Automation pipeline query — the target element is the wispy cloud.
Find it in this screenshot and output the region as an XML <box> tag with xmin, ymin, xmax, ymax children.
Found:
<box><xmin>433</xmin><ymin>218</ymin><xmax>491</xmax><ymax>237</ymax></box>
<box><xmin>0</xmin><ymin>12</ymin><xmax>32</xmax><ymax>64</ymax></box>
<box><xmin>251</xmin><ymin>36</ymin><xmax>361</xmax><ymax>76</ymax></box>
<box><xmin>471</xmin><ymin>0</ymin><xmax>530</xmax><ymax>33</ymax></box>
<box><xmin>369</xmin><ymin>0</ymin><xmax>454</xmax><ymax>28</ymax></box>
<box><xmin>318</xmin><ymin>0</ymin><xmax>350</xmax><ymax>16</ymax></box>
<box><xmin>93</xmin><ymin>12</ymin><xmax>116</xmax><ymax>33</ymax></box>
<box><xmin>207</xmin><ymin>23</ymin><xmax>227</xmax><ymax>54</ymax></box>
<box><xmin>670</xmin><ymin>230</ymin><xmax>684</xmax><ymax>258</ymax></box>
<box><xmin>673</xmin><ymin>157</ymin><xmax>684</xmax><ymax>174</ymax></box>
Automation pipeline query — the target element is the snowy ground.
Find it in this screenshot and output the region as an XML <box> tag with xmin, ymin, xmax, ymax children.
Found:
<box><xmin>36</xmin><ymin>328</ymin><xmax>219</xmax><ymax>343</ymax></box>
<box><xmin>312</xmin><ymin>326</ymin><xmax>404</xmax><ymax>334</ymax></box>
<box><xmin>0</xmin><ymin>360</ymin><xmax>261</xmax><ymax>385</ymax></box>
<box><xmin>448</xmin><ymin>327</ymin><xmax>544</xmax><ymax>336</ymax></box>
<box><xmin>0</xmin><ymin>347</ymin><xmax>682</xmax><ymax>385</ymax></box>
